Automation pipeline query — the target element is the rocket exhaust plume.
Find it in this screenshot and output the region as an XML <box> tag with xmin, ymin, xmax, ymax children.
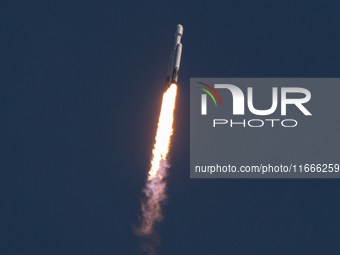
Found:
<box><xmin>135</xmin><ymin>84</ymin><xmax>177</xmax><ymax>254</ymax></box>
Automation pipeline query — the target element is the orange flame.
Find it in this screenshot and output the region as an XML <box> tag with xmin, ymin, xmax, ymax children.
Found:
<box><xmin>148</xmin><ymin>84</ymin><xmax>177</xmax><ymax>179</ymax></box>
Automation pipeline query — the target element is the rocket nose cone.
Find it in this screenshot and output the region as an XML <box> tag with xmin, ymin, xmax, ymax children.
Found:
<box><xmin>175</xmin><ymin>24</ymin><xmax>183</xmax><ymax>36</ymax></box>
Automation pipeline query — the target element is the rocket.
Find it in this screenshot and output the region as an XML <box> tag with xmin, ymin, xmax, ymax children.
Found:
<box><xmin>165</xmin><ymin>24</ymin><xmax>183</xmax><ymax>88</ymax></box>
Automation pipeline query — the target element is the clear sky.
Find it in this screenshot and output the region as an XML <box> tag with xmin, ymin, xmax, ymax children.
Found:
<box><xmin>1</xmin><ymin>1</ymin><xmax>340</xmax><ymax>254</ymax></box>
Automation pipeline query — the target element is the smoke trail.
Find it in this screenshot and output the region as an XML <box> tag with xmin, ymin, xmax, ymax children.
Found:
<box><xmin>135</xmin><ymin>84</ymin><xmax>177</xmax><ymax>255</ymax></box>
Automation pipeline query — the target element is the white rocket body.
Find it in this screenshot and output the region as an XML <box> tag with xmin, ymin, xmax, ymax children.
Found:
<box><xmin>165</xmin><ymin>24</ymin><xmax>183</xmax><ymax>88</ymax></box>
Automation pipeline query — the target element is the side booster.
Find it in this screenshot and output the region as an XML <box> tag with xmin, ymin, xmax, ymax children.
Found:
<box><xmin>165</xmin><ymin>24</ymin><xmax>183</xmax><ymax>88</ymax></box>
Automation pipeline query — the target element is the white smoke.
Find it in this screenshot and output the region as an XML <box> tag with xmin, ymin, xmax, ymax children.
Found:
<box><xmin>135</xmin><ymin>160</ymin><xmax>169</xmax><ymax>255</ymax></box>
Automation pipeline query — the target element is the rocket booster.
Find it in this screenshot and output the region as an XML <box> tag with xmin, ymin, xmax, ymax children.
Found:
<box><xmin>165</xmin><ymin>24</ymin><xmax>183</xmax><ymax>88</ymax></box>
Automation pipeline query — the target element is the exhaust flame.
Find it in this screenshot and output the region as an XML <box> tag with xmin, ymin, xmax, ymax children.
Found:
<box><xmin>135</xmin><ymin>84</ymin><xmax>177</xmax><ymax>254</ymax></box>
<box><xmin>149</xmin><ymin>84</ymin><xmax>177</xmax><ymax>180</ymax></box>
